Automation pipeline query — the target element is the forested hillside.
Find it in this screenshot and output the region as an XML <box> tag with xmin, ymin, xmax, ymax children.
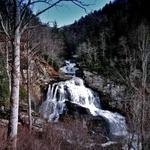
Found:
<box><xmin>62</xmin><ymin>0</ymin><xmax>150</xmax><ymax>149</ymax></box>
<box><xmin>0</xmin><ymin>0</ymin><xmax>150</xmax><ymax>149</ymax></box>
<box><xmin>63</xmin><ymin>0</ymin><xmax>150</xmax><ymax>78</ymax></box>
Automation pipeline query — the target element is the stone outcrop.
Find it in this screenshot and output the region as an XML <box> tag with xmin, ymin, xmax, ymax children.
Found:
<box><xmin>83</xmin><ymin>71</ymin><xmax>126</xmax><ymax>111</ymax></box>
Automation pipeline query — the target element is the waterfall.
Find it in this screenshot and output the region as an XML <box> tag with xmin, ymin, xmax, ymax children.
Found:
<box><xmin>39</xmin><ymin>77</ymin><xmax>128</xmax><ymax>138</ymax></box>
<box><xmin>59</xmin><ymin>60</ymin><xmax>78</xmax><ymax>76</ymax></box>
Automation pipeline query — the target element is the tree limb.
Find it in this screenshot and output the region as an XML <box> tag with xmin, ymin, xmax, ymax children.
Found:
<box><xmin>21</xmin><ymin>0</ymin><xmax>88</xmax><ymax>33</ymax></box>
<box><xmin>0</xmin><ymin>13</ymin><xmax>10</xmax><ymax>39</ymax></box>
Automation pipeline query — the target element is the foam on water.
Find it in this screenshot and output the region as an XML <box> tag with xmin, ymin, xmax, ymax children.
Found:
<box><xmin>59</xmin><ymin>60</ymin><xmax>78</xmax><ymax>76</ymax></box>
<box><xmin>39</xmin><ymin>77</ymin><xmax>128</xmax><ymax>137</ymax></box>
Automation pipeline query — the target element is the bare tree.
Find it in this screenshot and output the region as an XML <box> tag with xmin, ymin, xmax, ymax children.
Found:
<box><xmin>36</xmin><ymin>23</ymin><xmax>65</xmax><ymax>67</ymax></box>
<box><xmin>99</xmin><ymin>31</ymin><xmax>106</xmax><ymax>58</ymax></box>
<box><xmin>126</xmin><ymin>23</ymin><xmax>150</xmax><ymax>149</ymax></box>
<box><xmin>136</xmin><ymin>23</ymin><xmax>150</xmax><ymax>148</ymax></box>
<box><xmin>77</xmin><ymin>40</ymin><xmax>98</xmax><ymax>67</ymax></box>
<box><xmin>24</xmin><ymin>28</ymin><xmax>40</xmax><ymax>131</ymax></box>
<box><xmin>0</xmin><ymin>0</ymin><xmax>87</xmax><ymax>149</ymax></box>
<box><xmin>110</xmin><ymin>23</ymin><xmax>150</xmax><ymax>149</ymax></box>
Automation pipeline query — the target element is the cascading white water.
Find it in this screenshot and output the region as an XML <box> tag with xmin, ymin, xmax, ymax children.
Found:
<box><xmin>39</xmin><ymin>77</ymin><xmax>128</xmax><ymax>138</ymax></box>
<box><xmin>59</xmin><ymin>60</ymin><xmax>78</xmax><ymax>76</ymax></box>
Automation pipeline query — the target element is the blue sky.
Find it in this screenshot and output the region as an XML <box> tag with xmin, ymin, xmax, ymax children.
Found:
<box><xmin>33</xmin><ymin>0</ymin><xmax>112</xmax><ymax>27</ymax></box>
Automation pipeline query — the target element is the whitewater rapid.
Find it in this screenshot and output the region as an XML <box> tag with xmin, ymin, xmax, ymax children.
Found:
<box><xmin>39</xmin><ymin>76</ymin><xmax>128</xmax><ymax>138</ymax></box>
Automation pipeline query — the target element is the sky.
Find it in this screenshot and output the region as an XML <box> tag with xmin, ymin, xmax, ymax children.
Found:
<box><xmin>33</xmin><ymin>0</ymin><xmax>112</xmax><ymax>27</ymax></box>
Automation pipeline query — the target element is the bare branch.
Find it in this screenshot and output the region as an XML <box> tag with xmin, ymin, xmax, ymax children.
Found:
<box><xmin>0</xmin><ymin>13</ymin><xmax>10</xmax><ymax>39</ymax></box>
<box><xmin>21</xmin><ymin>0</ymin><xmax>88</xmax><ymax>33</ymax></box>
<box><xmin>26</xmin><ymin>0</ymin><xmax>54</xmax><ymax>6</ymax></box>
<box><xmin>21</xmin><ymin>0</ymin><xmax>61</xmax><ymax>32</ymax></box>
<box><xmin>21</xmin><ymin>24</ymin><xmax>40</xmax><ymax>35</ymax></box>
<box><xmin>71</xmin><ymin>1</ymin><xmax>88</xmax><ymax>13</ymax></box>
<box><xmin>20</xmin><ymin>0</ymin><xmax>32</xmax><ymax>26</ymax></box>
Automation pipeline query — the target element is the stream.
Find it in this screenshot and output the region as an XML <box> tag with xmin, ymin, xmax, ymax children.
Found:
<box><xmin>38</xmin><ymin>60</ymin><xmax>142</xmax><ymax>149</ymax></box>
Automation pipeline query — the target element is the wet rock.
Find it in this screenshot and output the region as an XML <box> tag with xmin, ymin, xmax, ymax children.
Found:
<box><xmin>19</xmin><ymin>111</ymin><xmax>46</xmax><ymax>131</ymax></box>
<box><xmin>65</xmin><ymin>101</ymin><xmax>91</xmax><ymax>117</ymax></box>
<box><xmin>83</xmin><ymin>71</ymin><xmax>126</xmax><ymax>111</ymax></box>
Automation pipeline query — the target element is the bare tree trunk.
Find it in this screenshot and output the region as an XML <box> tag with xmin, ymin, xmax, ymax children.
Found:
<box><xmin>27</xmin><ymin>46</ymin><xmax>32</xmax><ymax>131</ymax></box>
<box><xmin>137</xmin><ymin>23</ymin><xmax>150</xmax><ymax>149</ymax></box>
<box><xmin>5</xmin><ymin>41</ymin><xmax>11</xmax><ymax>92</ymax></box>
<box><xmin>8</xmin><ymin>1</ymin><xmax>21</xmax><ymax>149</ymax></box>
<box><xmin>8</xmin><ymin>33</ymin><xmax>20</xmax><ymax>149</ymax></box>
<box><xmin>0</xmin><ymin>1</ymin><xmax>87</xmax><ymax>149</ymax></box>
<box><xmin>140</xmin><ymin>55</ymin><xmax>147</xmax><ymax>148</ymax></box>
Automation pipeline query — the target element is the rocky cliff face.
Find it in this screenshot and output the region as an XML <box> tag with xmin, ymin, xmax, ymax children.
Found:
<box><xmin>20</xmin><ymin>53</ymin><xmax>127</xmax><ymax>115</ymax></box>
<box><xmin>20</xmin><ymin>53</ymin><xmax>59</xmax><ymax>109</ymax></box>
<box><xmin>83</xmin><ymin>71</ymin><xmax>127</xmax><ymax>112</ymax></box>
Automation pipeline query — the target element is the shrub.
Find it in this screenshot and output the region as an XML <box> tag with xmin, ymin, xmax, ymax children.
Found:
<box><xmin>0</xmin><ymin>117</ymin><xmax>110</xmax><ymax>150</ymax></box>
<box><xmin>0</xmin><ymin>127</ymin><xmax>7</xmax><ymax>150</ymax></box>
<box><xmin>19</xmin><ymin>86</ymin><xmax>27</xmax><ymax>101</ymax></box>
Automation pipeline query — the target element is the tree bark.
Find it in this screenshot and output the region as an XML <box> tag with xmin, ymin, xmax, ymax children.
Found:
<box><xmin>5</xmin><ymin>41</ymin><xmax>11</xmax><ymax>93</ymax></box>
<box><xmin>8</xmin><ymin>0</ymin><xmax>21</xmax><ymax>149</ymax></box>
<box><xmin>27</xmin><ymin>46</ymin><xmax>32</xmax><ymax>131</ymax></box>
